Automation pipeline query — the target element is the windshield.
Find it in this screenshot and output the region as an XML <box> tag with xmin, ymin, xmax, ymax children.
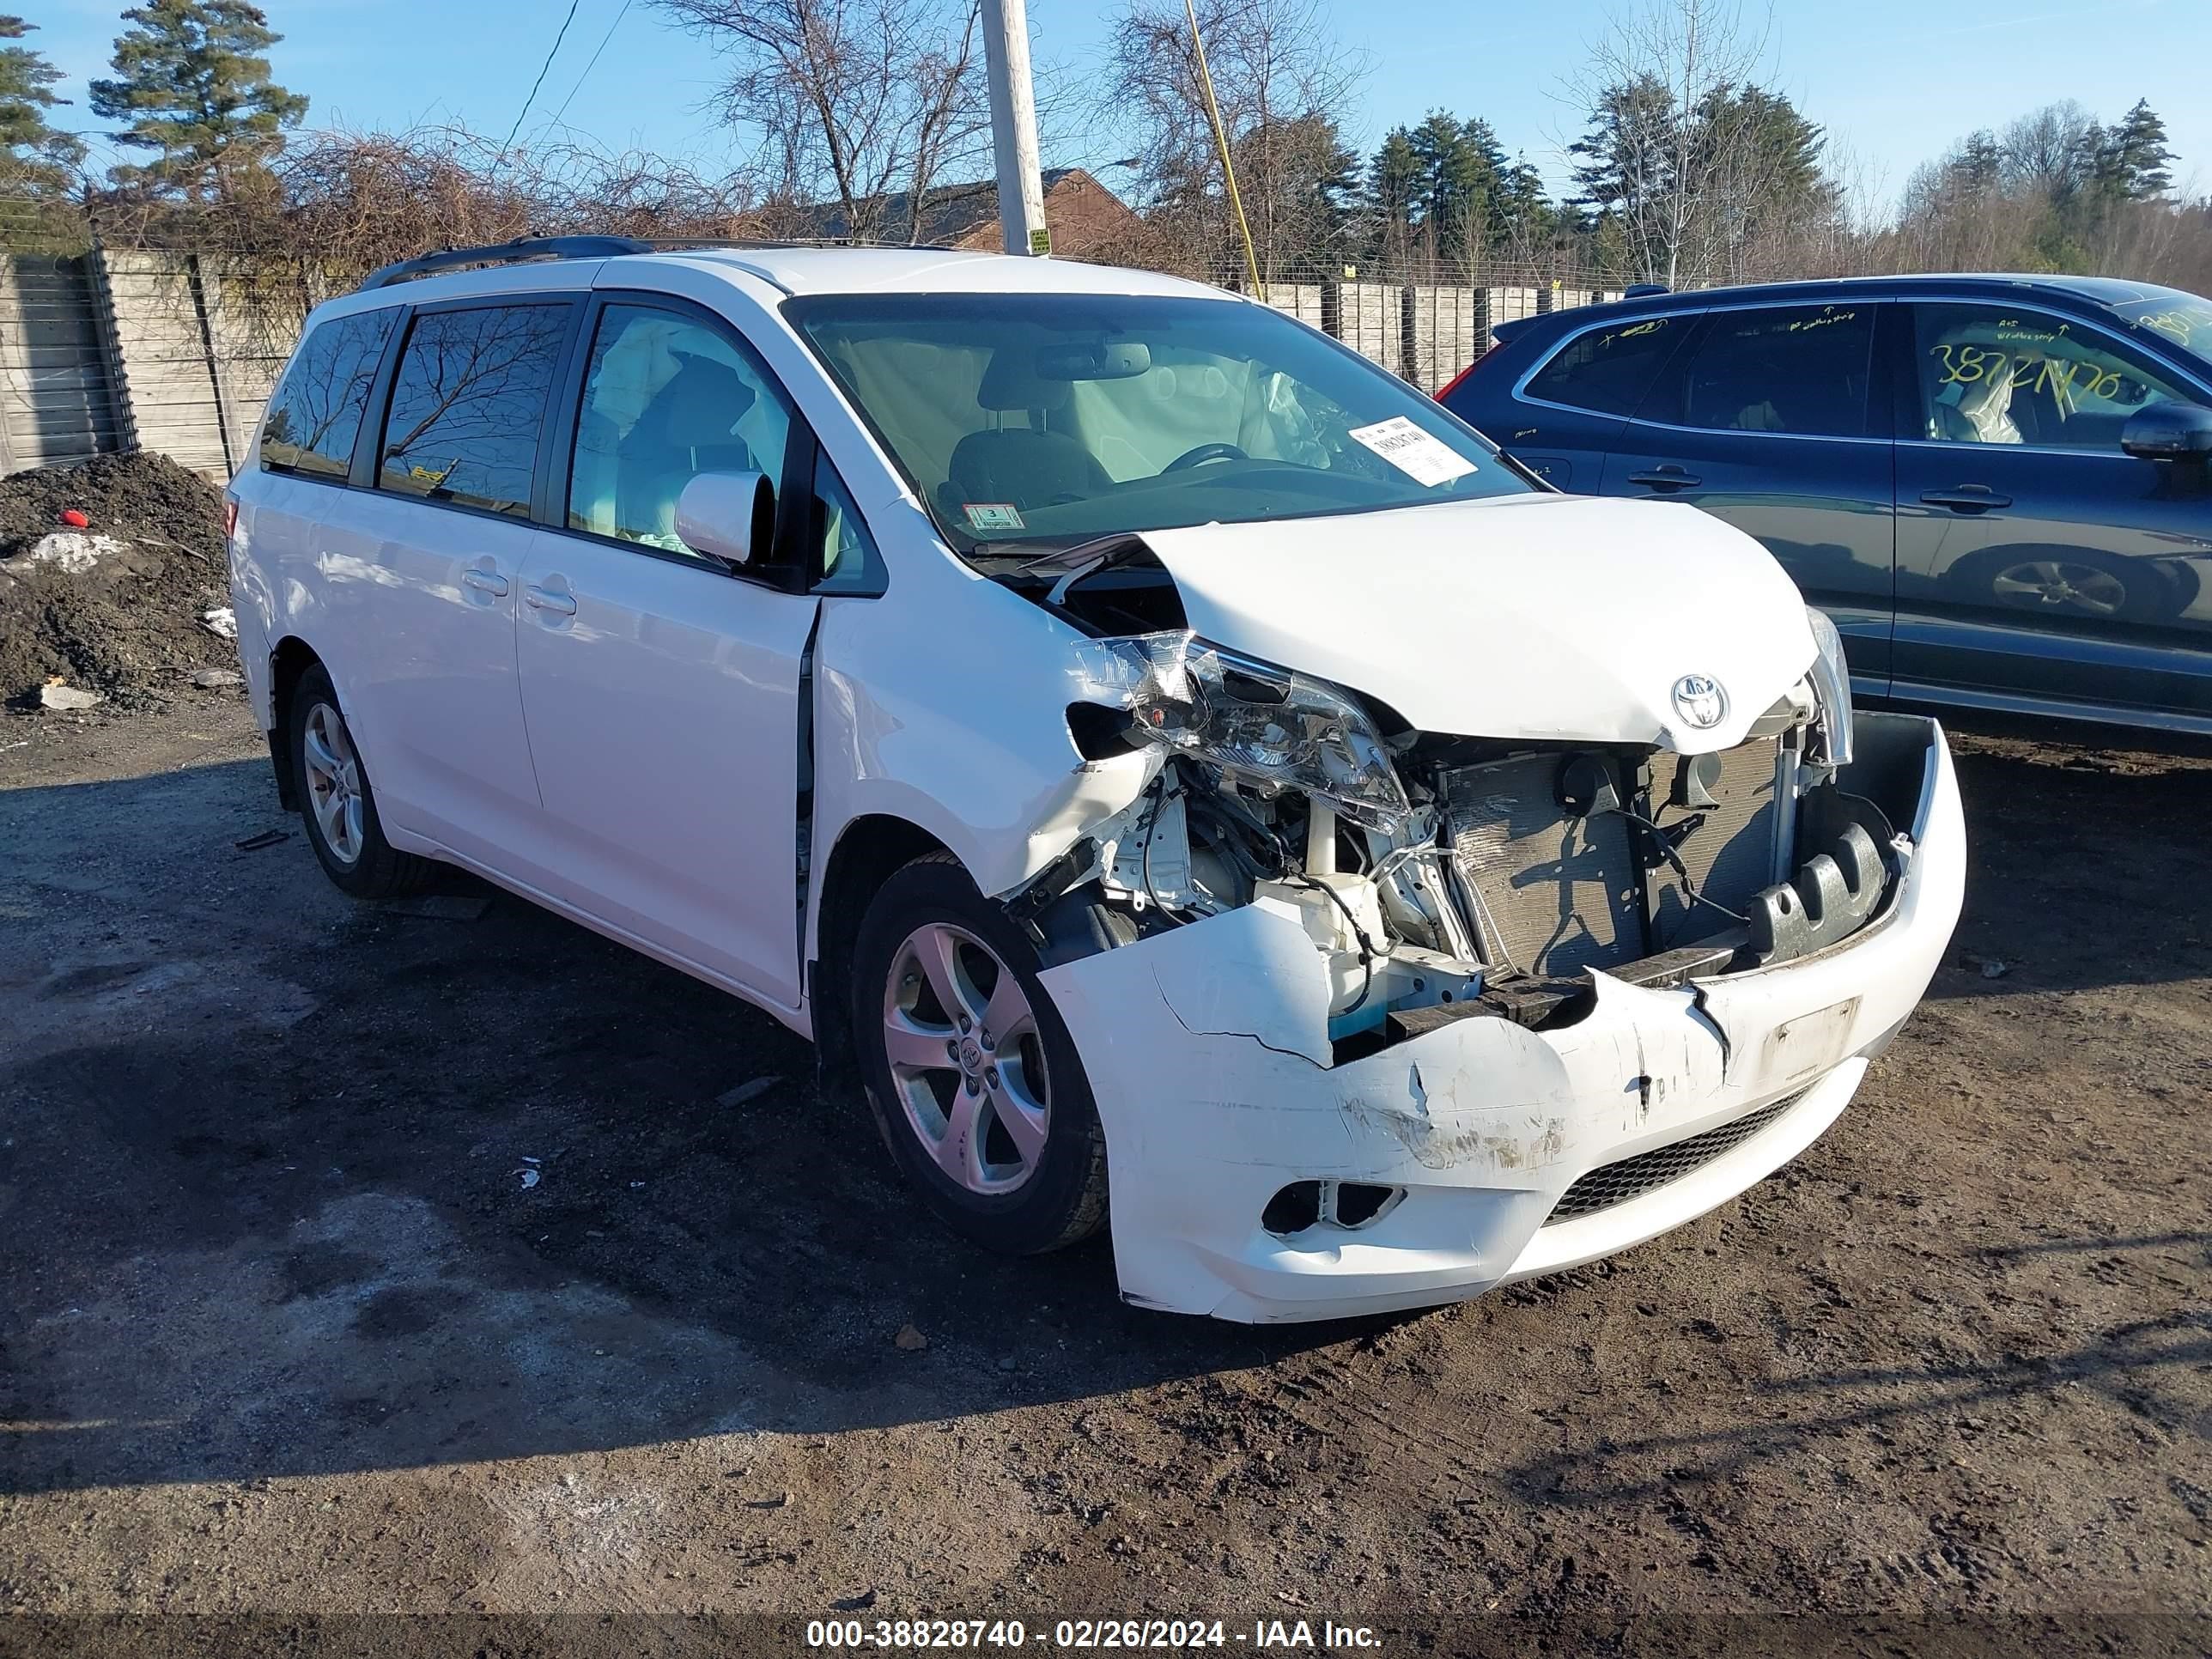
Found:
<box><xmin>2106</xmin><ymin>286</ymin><xmax>2212</xmax><ymax>380</ymax></box>
<box><xmin>787</xmin><ymin>293</ymin><xmax>1532</xmax><ymax>551</ymax></box>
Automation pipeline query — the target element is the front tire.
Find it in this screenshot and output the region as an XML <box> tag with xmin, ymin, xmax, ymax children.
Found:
<box><xmin>851</xmin><ymin>853</ymin><xmax>1108</xmax><ymax>1255</ymax></box>
<box><xmin>289</xmin><ymin>665</ymin><xmax>437</xmax><ymax>898</ymax></box>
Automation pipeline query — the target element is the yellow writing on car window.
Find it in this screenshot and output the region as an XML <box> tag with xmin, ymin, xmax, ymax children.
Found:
<box><xmin>2136</xmin><ymin>307</ymin><xmax>2212</xmax><ymax>346</ymax></box>
<box><xmin>1616</xmin><ymin>319</ymin><xmax>1666</xmax><ymax>338</ymax></box>
<box><xmin>1928</xmin><ymin>343</ymin><xmax>2123</xmax><ymax>404</ymax></box>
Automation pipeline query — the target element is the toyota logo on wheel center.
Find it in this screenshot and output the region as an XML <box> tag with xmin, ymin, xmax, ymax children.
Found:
<box><xmin>1671</xmin><ymin>673</ymin><xmax>1729</xmax><ymax>730</ymax></box>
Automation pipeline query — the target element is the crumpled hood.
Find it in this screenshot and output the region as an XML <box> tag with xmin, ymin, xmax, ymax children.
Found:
<box><xmin>1141</xmin><ymin>493</ymin><xmax>1818</xmax><ymax>752</ymax></box>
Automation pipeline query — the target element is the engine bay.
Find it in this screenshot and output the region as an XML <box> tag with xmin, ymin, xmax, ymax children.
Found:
<box><xmin>996</xmin><ymin>537</ymin><xmax>1907</xmax><ymax>1065</ymax></box>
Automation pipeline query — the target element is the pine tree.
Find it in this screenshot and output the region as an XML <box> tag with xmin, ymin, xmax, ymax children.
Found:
<box><xmin>1365</xmin><ymin>127</ymin><xmax>1420</xmax><ymax>268</ymax></box>
<box><xmin>89</xmin><ymin>0</ymin><xmax>307</xmax><ymax>200</ymax></box>
<box><xmin>0</xmin><ymin>15</ymin><xmax>84</xmax><ymax>197</ymax></box>
<box><xmin>1568</xmin><ymin>73</ymin><xmax>1676</xmax><ymax>226</ymax></box>
<box><xmin>2099</xmin><ymin>100</ymin><xmax>2173</xmax><ymax>200</ymax></box>
<box><xmin>1494</xmin><ymin>154</ymin><xmax>1557</xmax><ymax>256</ymax></box>
<box><xmin>1949</xmin><ymin>131</ymin><xmax>2002</xmax><ymax>198</ymax></box>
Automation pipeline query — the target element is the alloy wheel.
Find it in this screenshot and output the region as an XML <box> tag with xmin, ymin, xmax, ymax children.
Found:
<box><xmin>880</xmin><ymin>921</ymin><xmax>1052</xmax><ymax>1195</ymax></box>
<box><xmin>301</xmin><ymin>702</ymin><xmax>366</xmax><ymax>866</ymax></box>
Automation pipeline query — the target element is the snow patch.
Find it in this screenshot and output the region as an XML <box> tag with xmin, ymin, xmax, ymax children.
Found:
<box><xmin>7</xmin><ymin>531</ymin><xmax>127</xmax><ymax>574</ymax></box>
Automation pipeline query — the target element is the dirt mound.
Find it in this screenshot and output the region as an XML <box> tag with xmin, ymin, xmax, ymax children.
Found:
<box><xmin>0</xmin><ymin>450</ymin><xmax>233</xmax><ymax>706</ymax></box>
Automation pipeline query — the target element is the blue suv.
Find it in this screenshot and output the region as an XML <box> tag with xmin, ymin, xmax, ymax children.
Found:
<box><xmin>1439</xmin><ymin>275</ymin><xmax>2212</xmax><ymax>736</ymax></box>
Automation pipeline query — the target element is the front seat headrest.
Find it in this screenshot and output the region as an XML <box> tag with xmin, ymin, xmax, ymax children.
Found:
<box><xmin>976</xmin><ymin>346</ymin><xmax>1069</xmax><ymax>413</ymax></box>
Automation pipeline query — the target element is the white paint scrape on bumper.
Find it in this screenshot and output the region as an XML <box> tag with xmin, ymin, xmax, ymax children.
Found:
<box><xmin>1039</xmin><ymin>714</ymin><xmax>1966</xmax><ymax>1322</ymax></box>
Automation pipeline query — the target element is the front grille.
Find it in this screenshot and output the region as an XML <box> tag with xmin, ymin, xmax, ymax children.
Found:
<box><xmin>1543</xmin><ymin>1090</ymin><xmax>1806</xmax><ymax>1226</ymax></box>
<box><xmin>1442</xmin><ymin>737</ymin><xmax>1784</xmax><ymax>975</ymax></box>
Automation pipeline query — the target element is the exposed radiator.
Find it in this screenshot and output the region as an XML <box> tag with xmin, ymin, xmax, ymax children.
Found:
<box><xmin>1443</xmin><ymin>753</ymin><xmax>1643</xmax><ymax>977</ymax></box>
<box><xmin>1442</xmin><ymin>738</ymin><xmax>1784</xmax><ymax>976</ymax></box>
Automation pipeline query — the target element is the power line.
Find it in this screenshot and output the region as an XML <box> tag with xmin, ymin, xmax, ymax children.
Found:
<box><xmin>551</xmin><ymin>0</ymin><xmax>637</xmax><ymax>130</ymax></box>
<box><xmin>498</xmin><ymin>0</ymin><xmax>584</xmax><ymax>161</ymax></box>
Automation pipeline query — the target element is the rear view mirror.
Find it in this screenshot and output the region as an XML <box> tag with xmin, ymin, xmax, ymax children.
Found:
<box><xmin>676</xmin><ymin>471</ymin><xmax>775</xmax><ymax>564</ymax></box>
<box><xmin>2120</xmin><ymin>402</ymin><xmax>2212</xmax><ymax>463</ymax></box>
<box><xmin>1035</xmin><ymin>340</ymin><xmax>1152</xmax><ymax>381</ymax></box>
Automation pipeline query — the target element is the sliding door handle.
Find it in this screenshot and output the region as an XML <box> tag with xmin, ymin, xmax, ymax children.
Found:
<box><xmin>524</xmin><ymin>583</ymin><xmax>577</xmax><ymax>617</ymax></box>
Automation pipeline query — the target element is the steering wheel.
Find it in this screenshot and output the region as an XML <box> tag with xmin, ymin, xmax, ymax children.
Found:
<box><xmin>1164</xmin><ymin>441</ymin><xmax>1248</xmax><ymax>472</ymax></box>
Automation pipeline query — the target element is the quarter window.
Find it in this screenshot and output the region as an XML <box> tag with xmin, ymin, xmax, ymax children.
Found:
<box><xmin>377</xmin><ymin>304</ymin><xmax>570</xmax><ymax>516</ymax></box>
<box><xmin>568</xmin><ymin>304</ymin><xmax>793</xmax><ymax>558</ymax></box>
<box><xmin>1656</xmin><ymin>304</ymin><xmax>1875</xmax><ymax>438</ymax></box>
<box><xmin>260</xmin><ymin>309</ymin><xmax>396</xmax><ymax>481</ymax></box>
<box><xmin>1912</xmin><ymin>303</ymin><xmax>2191</xmax><ymax>450</ymax></box>
<box><xmin>1523</xmin><ymin>315</ymin><xmax>1686</xmax><ymax>416</ymax></box>
<box><xmin>812</xmin><ymin>453</ymin><xmax>884</xmax><ymax>594</ymax></box>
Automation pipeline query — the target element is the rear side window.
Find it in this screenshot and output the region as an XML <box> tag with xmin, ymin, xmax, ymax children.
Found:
<box><xmin>377</xmin><ymin>304</ymin><xmax>570</xmax><ymax>517</ymax></box>
<box><xmin>1657</xmin><ymin>304</ymin><xmax>1875</xmax><ymax>438</ymax></box>
<box><xmin>259</xmin><ymin>310</ymin><xmax>396</xmax><ymax>481</ymax></box>
<box><xmin>1524</xmin><ymin>315</ymin><xmax>1686</xmax><ymax>416</ymax></box>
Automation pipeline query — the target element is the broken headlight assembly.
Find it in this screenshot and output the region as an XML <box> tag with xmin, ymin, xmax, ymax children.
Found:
<box><xmin>1071</xmin><ymin>629</ymin><xmax>1412</xmax><ymax>833</ymax></box>
<box><xmin>1804</xmin><ymin>605</ymin><xmax>1853</xmax><ymax>769</ymax></box>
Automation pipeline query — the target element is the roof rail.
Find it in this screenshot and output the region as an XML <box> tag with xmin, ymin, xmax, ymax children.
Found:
<box><xmin>356</xmin><ymin>234</ymin><xmax>981</xmax><ymax>294</ymax></box>
<box><xmin>357</xmin><ymin>235</ymin><xmax>653</xmax><ymax>292</ymax></box>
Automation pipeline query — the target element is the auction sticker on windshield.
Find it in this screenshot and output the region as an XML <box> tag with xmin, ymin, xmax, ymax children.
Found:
<box><xmin>1348</xmin><ymin>416</ymin><xmax>1479</xmax><ymax>487</ymax></box>
<box><xmin>963</xmin><ymin>501</ymin><xmax>1025</xmax><ymax>532</ymax></box>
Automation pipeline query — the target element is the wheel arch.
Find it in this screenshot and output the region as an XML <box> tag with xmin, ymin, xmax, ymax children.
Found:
<box><xmin>810</xmin><ymin>813</ymin><xmax>954</xmax><ymax>1087</ymax></box>
<box><xmin>266</xmin><ymin>635</ymin><xmax>325</xmax><ymax>811</ymax></box>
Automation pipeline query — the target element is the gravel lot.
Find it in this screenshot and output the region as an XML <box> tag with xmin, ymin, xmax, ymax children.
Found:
<box><xmin>2</xmin><ymin>695</ymin><xmax>2208</xmax><ymax>1656</ymax></box>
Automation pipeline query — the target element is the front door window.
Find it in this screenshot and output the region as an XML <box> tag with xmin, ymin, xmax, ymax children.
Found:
<box><xmin>568</xmin><ymin>304</ymin><xmax>794</xmax><ymax>558</ymax></box>
<box><xmin>1911</xmin><ymin>305</ymin><xmax>2191</xmax><ymax>450</ymax></box>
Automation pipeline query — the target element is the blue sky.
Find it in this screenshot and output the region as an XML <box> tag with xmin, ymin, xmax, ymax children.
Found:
<box><xmin>21</xmin><ymin>0</ymin><xmax>2209</xmax><ymax>210</ymax></box>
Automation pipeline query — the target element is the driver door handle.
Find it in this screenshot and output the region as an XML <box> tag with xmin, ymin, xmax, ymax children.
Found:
<box><xmin>461</xmin><ymin>567</ymin><xmax>508</xmax><ymax>597</ymax></box>
<box><xmin>1627</xmin><ymin>466</ymin><xmax>1701</xmax><ymax>491</ymax></box>
<box><xmin>1922</xmin><ymin>486</ymin><xmax>2012</xmax><ymax>513</ymax></box>
<box><xmin>524</xmin><ymin>583</ymin><xmax>577</xmax><ymax>617</ymax></box>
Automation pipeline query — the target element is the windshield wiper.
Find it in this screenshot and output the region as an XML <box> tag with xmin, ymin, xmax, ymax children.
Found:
<box><xmin>1009</xmin><ymin>532</ymin><xmax>1153</xmax><ymax>579</ymax></box>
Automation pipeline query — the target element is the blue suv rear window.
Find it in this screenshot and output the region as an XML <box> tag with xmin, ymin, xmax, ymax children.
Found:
<box><xmin>1524</xmin><ymin>315</ymin><xmax>1686</xmax><ymax>416</ymax></box>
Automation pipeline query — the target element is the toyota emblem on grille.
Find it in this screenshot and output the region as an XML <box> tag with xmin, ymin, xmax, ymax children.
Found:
<box><xmin>1671</xmin><ymin>673</ymin><xmax>1728</xmax><ymax>730</ymax></box>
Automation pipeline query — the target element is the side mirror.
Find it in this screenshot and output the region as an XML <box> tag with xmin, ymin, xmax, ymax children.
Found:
<box><xmin>675</xmin><ymin>470</ymin><xmax>775</xmax><ymax>564</ymax></box>
<box><xmin>2120</xmin><ymin>402</ymin><xmax>2212</xmax><ymax>463</ymax></box>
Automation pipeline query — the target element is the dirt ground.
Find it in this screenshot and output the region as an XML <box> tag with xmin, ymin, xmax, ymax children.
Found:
<box><xmin>1</xmin><ymin>695</ymin><xmax>2207</xmax><ymax>1657</ymax></box>
<box><xmin>0</xmin><ymin>452</ymin><xmax>232</xmax><ymax>708</ymax></box>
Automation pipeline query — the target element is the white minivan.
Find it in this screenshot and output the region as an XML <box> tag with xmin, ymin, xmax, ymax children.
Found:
<box><xmin>228</xmin><ymin>237</ymin><xmax>1964</xmax><ymax>1322</ymax></box>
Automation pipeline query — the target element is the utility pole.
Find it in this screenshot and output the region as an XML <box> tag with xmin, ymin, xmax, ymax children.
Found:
<box><xmin>981</xmin><ymin>0</ymin><xmax>1049</xmax><ymax>256</ymax></box>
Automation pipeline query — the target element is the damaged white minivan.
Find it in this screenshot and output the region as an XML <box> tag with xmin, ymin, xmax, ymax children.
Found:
<box><xmin>228</xmin><ymin>238</ymin><xmax>1965</xmax><ymax>1322</ymax></box>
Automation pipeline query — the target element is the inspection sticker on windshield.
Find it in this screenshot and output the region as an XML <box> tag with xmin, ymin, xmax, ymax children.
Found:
<box><xmin>1348</xmin><ymin>416</ymin><xmax>1478</xmax><ymax>487</ymax></box>
<box><xmin>963</xmin><ymin>501</ymin><xmax>1025</xmax><ymax>532</ymax></box>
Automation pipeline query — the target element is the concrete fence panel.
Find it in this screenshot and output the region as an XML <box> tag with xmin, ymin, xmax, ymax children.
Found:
<box><xmin>0</xmin><ymin>254</ymin><xmax>128</xmax><ymax>471</ymax></box>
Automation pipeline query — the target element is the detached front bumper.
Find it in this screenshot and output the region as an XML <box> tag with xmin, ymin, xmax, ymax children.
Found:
<box><xmin>1039</xmin><ymin>713</ymin><xmax>1966</xmax><ymax>1322</ymax></box>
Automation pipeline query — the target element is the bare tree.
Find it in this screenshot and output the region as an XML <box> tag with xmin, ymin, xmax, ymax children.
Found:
<box><xmin>650</xmin><ymin>0</ymin><xmax>990</xmax><ymax>244</ymax></box>
<box><xmin>1999</xmin><ymin>100</ymin><xmax>2099</xmax><ymax>203</ymax></box>
<box><xmin>1104</xmin><ymin>0</ymin><xmax>1364</xmax><ymax>285</ymax></box>
<box><xmin>1561</xmin><ymin>0</ymin><xmax>1838</xmax><ymax>288</ymax></box>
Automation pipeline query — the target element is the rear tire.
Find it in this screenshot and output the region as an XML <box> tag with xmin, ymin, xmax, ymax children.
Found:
<box><xmin>851</xmin><ymin>852</ymin><xmax>1108</xmax><ymax>1255</ymax></box>
<box><xmin>289</xmin><ymin>665</ymin><xmax>437</xmax><ymax>899</ymax></box>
